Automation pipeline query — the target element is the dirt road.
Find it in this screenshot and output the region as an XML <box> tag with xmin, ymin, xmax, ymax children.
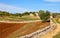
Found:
<box><xmin>40</xmin><ymin>20</ymin><xmax>60</xmax><ymax>38</ymax></box>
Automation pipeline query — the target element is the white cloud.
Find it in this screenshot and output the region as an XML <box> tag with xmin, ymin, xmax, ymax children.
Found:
<box><xmin>0</xmin><ymin>3</ymin><xmax>29</xmax><ymax>13</ymax></box>
<box><xmin>44</xmin><ymin>0</ymin><xmax>60</xmax><ymax>2</ymax></box>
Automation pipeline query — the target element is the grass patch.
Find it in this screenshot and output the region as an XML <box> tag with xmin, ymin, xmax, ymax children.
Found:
<box><xmin>53</xmin><ymin>32</ymin><xmax>60</xmax><ymax>38</ymax></box>
<box><xmin>55</xmin><ymin>18</ymin><xmax>60</xmax><ymax>24</ymax></box>
<box><xmin>0</xmin><ymin>16</ymin><xmax>40</xmax><ymax>21</ymax></box>
<box><xmin>52</xmin><ymin>18</ymin><xmax>57</xmax><ymax>24</ymax></box>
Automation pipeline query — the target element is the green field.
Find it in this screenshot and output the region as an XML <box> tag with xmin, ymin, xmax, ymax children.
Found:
<box><xmin>0</xmin><ymin>16</ymin><xmax>40</xmax><ymax>21</ymax></box>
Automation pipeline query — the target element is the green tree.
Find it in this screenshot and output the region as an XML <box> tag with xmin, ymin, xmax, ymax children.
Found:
<box><xmin>0</xmin><ymin>11</ymin><xmax>10</xmax><ymax>17</ymax></box>
<box><xmin>38</xmin><ymin>10</ymin><xmax>50</xmax><ymax>22</ymax></box>
<box><xmin>22</xmin><ymin>12</ymin><xmax>30</xmax><ymax>16</ymax></box>
<box><xmin>14</xmin><ymin>13</ymin><xmax>22</xmax><ymax>17</ymax></box>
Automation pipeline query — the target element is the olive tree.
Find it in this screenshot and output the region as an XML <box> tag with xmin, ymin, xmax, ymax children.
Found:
<box><xmin>38</xmin><ymin>10</ymin><xmax>50</xmax><ymax>22</ymax></box>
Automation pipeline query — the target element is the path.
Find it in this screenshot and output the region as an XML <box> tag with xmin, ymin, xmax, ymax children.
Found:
<box><xmin>41</xmin><ymin>19</ymin><xmax>60</xmax><ymax>38</ymax></box>
<box><xmin>0</xmin><ymin>20</ymin><xmax>40</xmax><ymax>23</ymax></box>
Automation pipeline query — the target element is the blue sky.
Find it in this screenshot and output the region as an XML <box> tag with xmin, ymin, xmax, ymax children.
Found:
<box><xmin>0</xmin><ymin>0</ymin><xmax>60</xmax><ymax>13</ymax></box>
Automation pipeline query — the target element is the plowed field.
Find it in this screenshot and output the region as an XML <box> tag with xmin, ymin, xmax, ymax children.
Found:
<box><xmin>0</xmin><ymin>21</ymin><xmax>50</xmax><ymax>38</ymax></box>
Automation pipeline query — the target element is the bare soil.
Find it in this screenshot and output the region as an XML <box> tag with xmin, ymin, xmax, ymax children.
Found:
<box><xmin>0</xmin><ymin>21</ymin><xmax>50</xmax><ymax>38</ymax></box>
<box><xmin>0</xmin><ymin>22</ymin><xmax>26</xmax><ymax>38</ymax></box>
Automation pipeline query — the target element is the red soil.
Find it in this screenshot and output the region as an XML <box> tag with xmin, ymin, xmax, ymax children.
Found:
<box><xmin>21</xmin><ymin>22</ymin><xmax>50</xmax><ymax>36</ymax></box>
<box><xmin>0</xmin><ymin>22</ymin><xmax>26</xmax><ymax>38</ymax></box>
<box><xmin>0</xmin><ymin>22</ymin><xmax>50</xmax><ymax>38</ymax></box>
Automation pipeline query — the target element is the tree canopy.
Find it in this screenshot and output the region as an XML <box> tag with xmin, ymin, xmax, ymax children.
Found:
<box><xmin>38</xmin><ymin>10</ymin><xmax>50</xmax><ymax>22</ymax></box>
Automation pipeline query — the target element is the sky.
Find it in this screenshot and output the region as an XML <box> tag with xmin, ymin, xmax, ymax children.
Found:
<box><xmin>0</xmin><ymin>0</ymin><xmax>60</xmax><ymax>13</ymax></box>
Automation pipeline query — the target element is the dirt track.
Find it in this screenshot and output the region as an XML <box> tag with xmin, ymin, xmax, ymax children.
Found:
<box><xmin>0</xmin><ymin>21</ymin><xmax>50</xmax><ymax>38</ymax></box>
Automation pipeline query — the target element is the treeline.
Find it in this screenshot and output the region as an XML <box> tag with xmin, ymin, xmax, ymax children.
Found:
<box><xmin>52</xmin><ymin>13</ymin><xmax>60</xmax><ymax>18</ymax></box>
<box><xmin>0</xmin><ymin>11</ymin><xmax>37</xmax><ymax>17</ymax></box>
<box><xmin>0</xmin><ymin>10</ymin><xmax>60</xmax><ymax>22</ymax></box>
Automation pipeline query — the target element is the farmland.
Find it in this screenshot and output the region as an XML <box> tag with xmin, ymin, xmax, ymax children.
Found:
<box><xmin>0</xmin><ymin>21</ymin><xmax>50</xmax><ymax>38</ymax></box>
<box><xmin>0</xmin><ymin>15</ymin><xmax>40</xmax><ymax>21</ymax></box>
<box><xmin>0</xmin><ymin>11</ymin><xmax>40</xmax><ymax>21</ymax></box>
<box><xmin>0</xmin><ymin>10</ymin><xmax>50</xmax><ymax>38</ymax></box>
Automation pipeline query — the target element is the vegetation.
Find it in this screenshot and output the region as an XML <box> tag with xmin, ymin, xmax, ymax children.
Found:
<box><xmin>0</xmin><ymin>11</ymin><xmax>11</xmax><ymax>16</ymax></box>
<box><xmin>52</xmin><ymin>13</ymin><xmax>60</xmax><ymax>23</ymax></box>
<box><xmin>0</xmin><ymin>11</ymin><xmax>37</xmax><ymax>17</ymax></box>
<box><xmin>0</xmin><ymin>11</ymin><xmax>40</xmax><ymax>21</ymax></box>
<box><xmin>52</xmin><ymin>13</ymin><xmax>60</xmax><ymax>18</ymax></box>
<box><xmin>38</xmin><ymin>10</ymin><xmax>50</xmax><ymax>22</ymax></box>
<box><xmin>53</xmin><ymin>32</ymin><xmax>60</xmax><ymax>38</ymax></box>
<box><xmin>1</xmin><ymin>10</ymin><xmax>60</xmax><ymax>22</ymax></box>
